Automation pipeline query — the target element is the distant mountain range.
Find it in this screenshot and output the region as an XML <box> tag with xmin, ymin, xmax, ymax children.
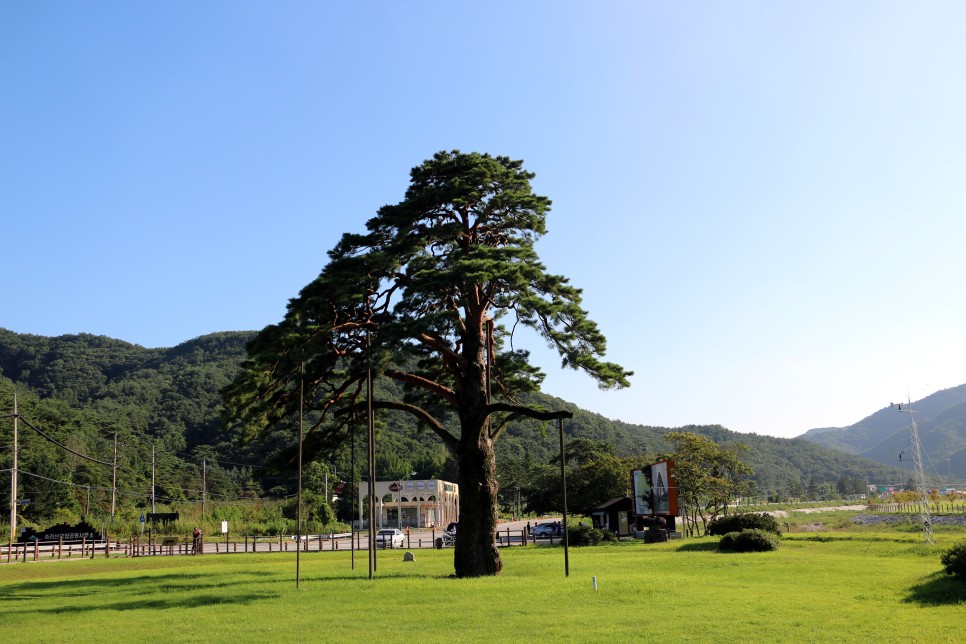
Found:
<box><xmin>798</xmin><ymin>384</ymin><xmax>966</xmax><ymax>483</ymax></box>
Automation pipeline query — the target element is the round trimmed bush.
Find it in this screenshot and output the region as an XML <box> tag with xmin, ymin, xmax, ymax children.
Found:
<box><xmin>567</xmin><ymin>523</ymin><xmax>619</xmax><ymax>546</ymax></box>
<box><xmin>708</xmin><ymin>513</ymin><xmax>782</xmax><ymax>537</ymax></box>
<box><xmin>718</xmin><ymin>528</ymin><xmax>781</xmax><ymax>552</ymax></box>
<box><xmin>940</xmin><ymin>540</ymin><xmax>966</xmax><ymax>579</ymax></box>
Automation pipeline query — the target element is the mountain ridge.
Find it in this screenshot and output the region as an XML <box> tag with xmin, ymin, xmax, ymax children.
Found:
<box><xmin>797</xmin><ymin>383</ymin><xmax>966</xmax><ymax>480</ymax></box>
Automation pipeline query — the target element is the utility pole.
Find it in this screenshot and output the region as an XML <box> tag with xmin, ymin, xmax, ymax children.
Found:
<box><xmin>201</xmin><ymin>458</ymin><xmax>207</xmax><ymax>519</ymax></box>
<box><xmin>111</xmin><ymin>432</ymin><xmax>117</xmax><ymax>523</ymax></box>
<box><xmin>892</xmin><ymin>402</ymin><xmax>934</xmax><ymax>544</ymax></box>
<box><xmin>7</xmin><ymin>395</ymin><xmax>18</xmax><ymax>563</ymax></box>
<box><xmin>151</xmin><ymin>443</ymin><xmax>156</xmax><ymax>514</ymax></box>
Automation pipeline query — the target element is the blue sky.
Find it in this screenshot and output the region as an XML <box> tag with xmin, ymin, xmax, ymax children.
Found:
<box><xmin>3</xmin><ymin>2</ymin><xmax>964</xmax><ymax>438</ymax></box>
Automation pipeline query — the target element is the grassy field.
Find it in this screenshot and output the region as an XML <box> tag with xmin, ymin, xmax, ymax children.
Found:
<box><xmin>2</xmin><ymin>532</ymin><xmax>964</xmax><ymax>642</ymax></box>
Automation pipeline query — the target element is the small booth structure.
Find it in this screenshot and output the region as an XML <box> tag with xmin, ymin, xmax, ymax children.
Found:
<box><xmin>358</xmin><ymin>479</ymin><xmax>459</xmax><ymax>530</ymax></box>
<box><xmin>588</xmin><ymin>497</ymin><xmax>635</xmax><ymax>536</ymax></box>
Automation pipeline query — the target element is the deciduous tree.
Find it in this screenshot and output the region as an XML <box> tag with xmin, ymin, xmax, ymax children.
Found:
<box><xmin>665</xmin><ymin>431</ymin><xmax>753</xmax><ymax>536</ymax></box>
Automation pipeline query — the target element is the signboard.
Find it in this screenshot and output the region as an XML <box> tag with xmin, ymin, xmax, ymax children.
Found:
<box><xmin>221</xmin><ymin>521</ymin><xmax>229</xmax><ymax>534</ymax></box>
<box><xmin>652</xmin><ymin>460</ymin><xmax>674</xmax><ymax>514</ymax></box>
<box><xmin>388</xmin><ymin>482</ymin><xmax>401</xmax><ymax>492</ymax></box>
<box><xmin>632</xmin><ymin>468</ymin><xmax>653</xmax><ymax>515</ymax></box>
<box><xmin>19</xmin><ymin>521</ymin><xmax>102</xmax><ymax>543</ymax></box>
<box><xmin>631</xmin><ymin>460</ymin><xmax>678</xmax><ymax>516</ymax></box>
<box><xmin>147</xmin><ymin>512</ymin><xmax>180</xmax><ymax>526</ymax></box>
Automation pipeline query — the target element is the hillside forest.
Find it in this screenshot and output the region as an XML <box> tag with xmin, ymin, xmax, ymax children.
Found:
<box><xmin>0</xmin><ymin>328</ymin><xmax>912</xmax><ymax>533</ymax></box>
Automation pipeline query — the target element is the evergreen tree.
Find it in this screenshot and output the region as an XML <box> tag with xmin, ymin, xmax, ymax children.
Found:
<box><xmin>223</xmin><ymin>151</ymin><xmax>631</xmax><ymax>577</ymax></box>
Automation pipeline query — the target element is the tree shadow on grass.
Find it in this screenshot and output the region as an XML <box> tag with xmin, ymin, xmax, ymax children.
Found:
<box><xmin>5</xmin><ymin>592</ymin><xmax>274</xmax><ymax>615</ymax></box>
<box><xmin>904</xmin><ymin>572</ymin><xmax>966</xmax><ymax>606</ymax></box>
<box><xmin>2</xmin><ymin>570</ymin><xmax>278</xmax><ymax>598</ymax></box>
<box><xmin>0</xmin><ymin>569</ymin><xmax>282</xmax><ymax>614</ymax></box>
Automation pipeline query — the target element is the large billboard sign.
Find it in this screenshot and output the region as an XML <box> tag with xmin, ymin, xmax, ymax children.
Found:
<box><xmin>631</xmin><ymin>459</ymin><xmax>678</xmax><ymax>516</ymax></box>
<box><xmin>633</xmin><ymin>468</ymin><xmax>653</xmax><ymax>515</ymax></box>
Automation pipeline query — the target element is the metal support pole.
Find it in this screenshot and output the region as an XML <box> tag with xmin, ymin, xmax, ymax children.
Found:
<box><xmin>558</xmin><ymin>417</ymin><xmax>569</xmax><ymax>577</ymax></box>
<box><xmin>367</xmin><ymin>329</ymin><xmax>377</xmax><ymax>578</ymax></box>
<box><xmin>351</xmin><ymin>425</ymin><xmax>355</xmax><ymax>570</ymax></box>
<box><xmin>296</xmin><ymin>363</ymin><xmax>304</xmax><ymax>587</ymax></box>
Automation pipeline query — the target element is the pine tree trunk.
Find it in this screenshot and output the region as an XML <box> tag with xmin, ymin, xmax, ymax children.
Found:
<box><xmin>454</xmin><ymin>430</ymin><xmax>503</xmax><ymax>577</ymax></box>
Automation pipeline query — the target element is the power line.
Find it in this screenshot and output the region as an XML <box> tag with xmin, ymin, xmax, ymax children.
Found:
<box><xmin>7</xmin><ymin>412</ymin><xmax>298</xmax><ymax>508</ymax></box>
<box><xmin>170</xmin><ymin>449</ymin><xmax>263</xmax><ymax>469</ymax></box>
<box><xmin>18</xmin><ymin>469</ymin><xmax>144</xmax><ymax>498</ymax></box>
<box><xmin>16</xmin><ymin>414</ymin><xmax>114</xmax><ymax>466</ymax></box>
<box><xmin>14</xmin><ymin>468</ymin><xmax>286</xmax><ymax>504</ymax></box>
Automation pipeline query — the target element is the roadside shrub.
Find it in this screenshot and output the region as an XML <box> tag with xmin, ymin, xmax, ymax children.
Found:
<box><xmin>718</xmin><ymin>529</ymin><xmax>781</xmax><ymax>553</ymax></box>
<box><xmin>567</xmin><ymin>523</ymin><xmax>619</xmax><ymax>546</ymax></box>
<box><xmin>708</xmin><ymin>513</ymin><xmax>782</xmax><ymax>537</ymax></box>
<box><xmin>940</xmin><ymin>540</ymin><xmax>966</xmax><ymax>579</ymax></box>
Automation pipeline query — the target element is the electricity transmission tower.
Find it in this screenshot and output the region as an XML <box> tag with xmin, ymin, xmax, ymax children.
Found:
<box><xmin>891</xmin><ymin>402</ymin><xmax>935</xmax><ymax>545</ymax></box>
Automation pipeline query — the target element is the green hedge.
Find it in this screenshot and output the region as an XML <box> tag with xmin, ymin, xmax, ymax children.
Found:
<box><xmin>567</xmin><ymin>523</ymin><xmax>619</xmax><ymax>546</ymax></box>
<box><xmin>940</xmin><ymin>540</ymin><xmax>966</xmax><ymax>579</ymax></box>
<box><xmin>718</xmin><ymin>529</ymin><xmax>781</xmax><ymax>552</ymax></box>
<box><xmin>708</xmin><ymin>513</ymin><xmax>782</xmax><ymax>536</ymax></box>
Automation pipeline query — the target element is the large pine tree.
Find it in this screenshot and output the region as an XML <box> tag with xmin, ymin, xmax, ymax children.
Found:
<box><xmin>223</xmin><ymin>151</ymin><xmax>631</xmax><ymax>577</ymax></box>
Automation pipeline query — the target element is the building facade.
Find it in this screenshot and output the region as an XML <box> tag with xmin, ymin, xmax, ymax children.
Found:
<box><xmin>358</xmin><ymin>479</ymin><xmax>459</xmax><ymax>530</ymax></box>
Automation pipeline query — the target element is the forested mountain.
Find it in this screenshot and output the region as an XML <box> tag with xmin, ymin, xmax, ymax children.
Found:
<box><xmin>1</xmin><ymin>328</ymin><xmax>906</xmax><ymax>522</ymax></box>
<box><xmin>798</xmin><ymin>384</ymin><xmax>966</xmax><ymax>482</ymax></box>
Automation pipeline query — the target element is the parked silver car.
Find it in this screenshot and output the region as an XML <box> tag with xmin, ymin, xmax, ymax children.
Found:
<box><xmin>531</xmin><ymin>522</ymin><xmax>561</xmax><ymax>537</ymax></box>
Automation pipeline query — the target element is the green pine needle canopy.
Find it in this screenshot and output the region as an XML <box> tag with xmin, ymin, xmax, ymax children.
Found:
<box><xmin>223</xmin><ymin>150</ymin><xmax>631</xmax><ymax>577</ymax></box>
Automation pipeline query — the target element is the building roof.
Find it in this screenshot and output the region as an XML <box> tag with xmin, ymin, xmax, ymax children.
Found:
<box><xmin>588</xmin><ymin>497</ymin><xmax>632</xmax><ymax>512</ymax></box>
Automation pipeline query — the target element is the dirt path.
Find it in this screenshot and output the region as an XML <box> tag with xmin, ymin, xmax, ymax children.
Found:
<box><xmin>764</xmin><ymin>505</ymin><xmax>866</xmax><ymax>518</ymax></box>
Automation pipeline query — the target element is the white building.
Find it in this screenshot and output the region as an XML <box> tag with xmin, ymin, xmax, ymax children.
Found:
<box><xmin>358</xmin><ymin>479</ymin><xmax>459</xmax><ymax>530</ymax></box>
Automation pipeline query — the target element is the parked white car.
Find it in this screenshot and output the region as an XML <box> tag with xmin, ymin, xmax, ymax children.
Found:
<box><xmin>375</xmin><ymin>528</ymin><xmax>405</xmax><ymax>548</ymax></box>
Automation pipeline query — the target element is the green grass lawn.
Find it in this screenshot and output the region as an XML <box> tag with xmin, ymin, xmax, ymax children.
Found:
<box><xmin>2</xmin><ymin>534</ymin><xmax>964</xmax><ymax>642</ymax></box>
